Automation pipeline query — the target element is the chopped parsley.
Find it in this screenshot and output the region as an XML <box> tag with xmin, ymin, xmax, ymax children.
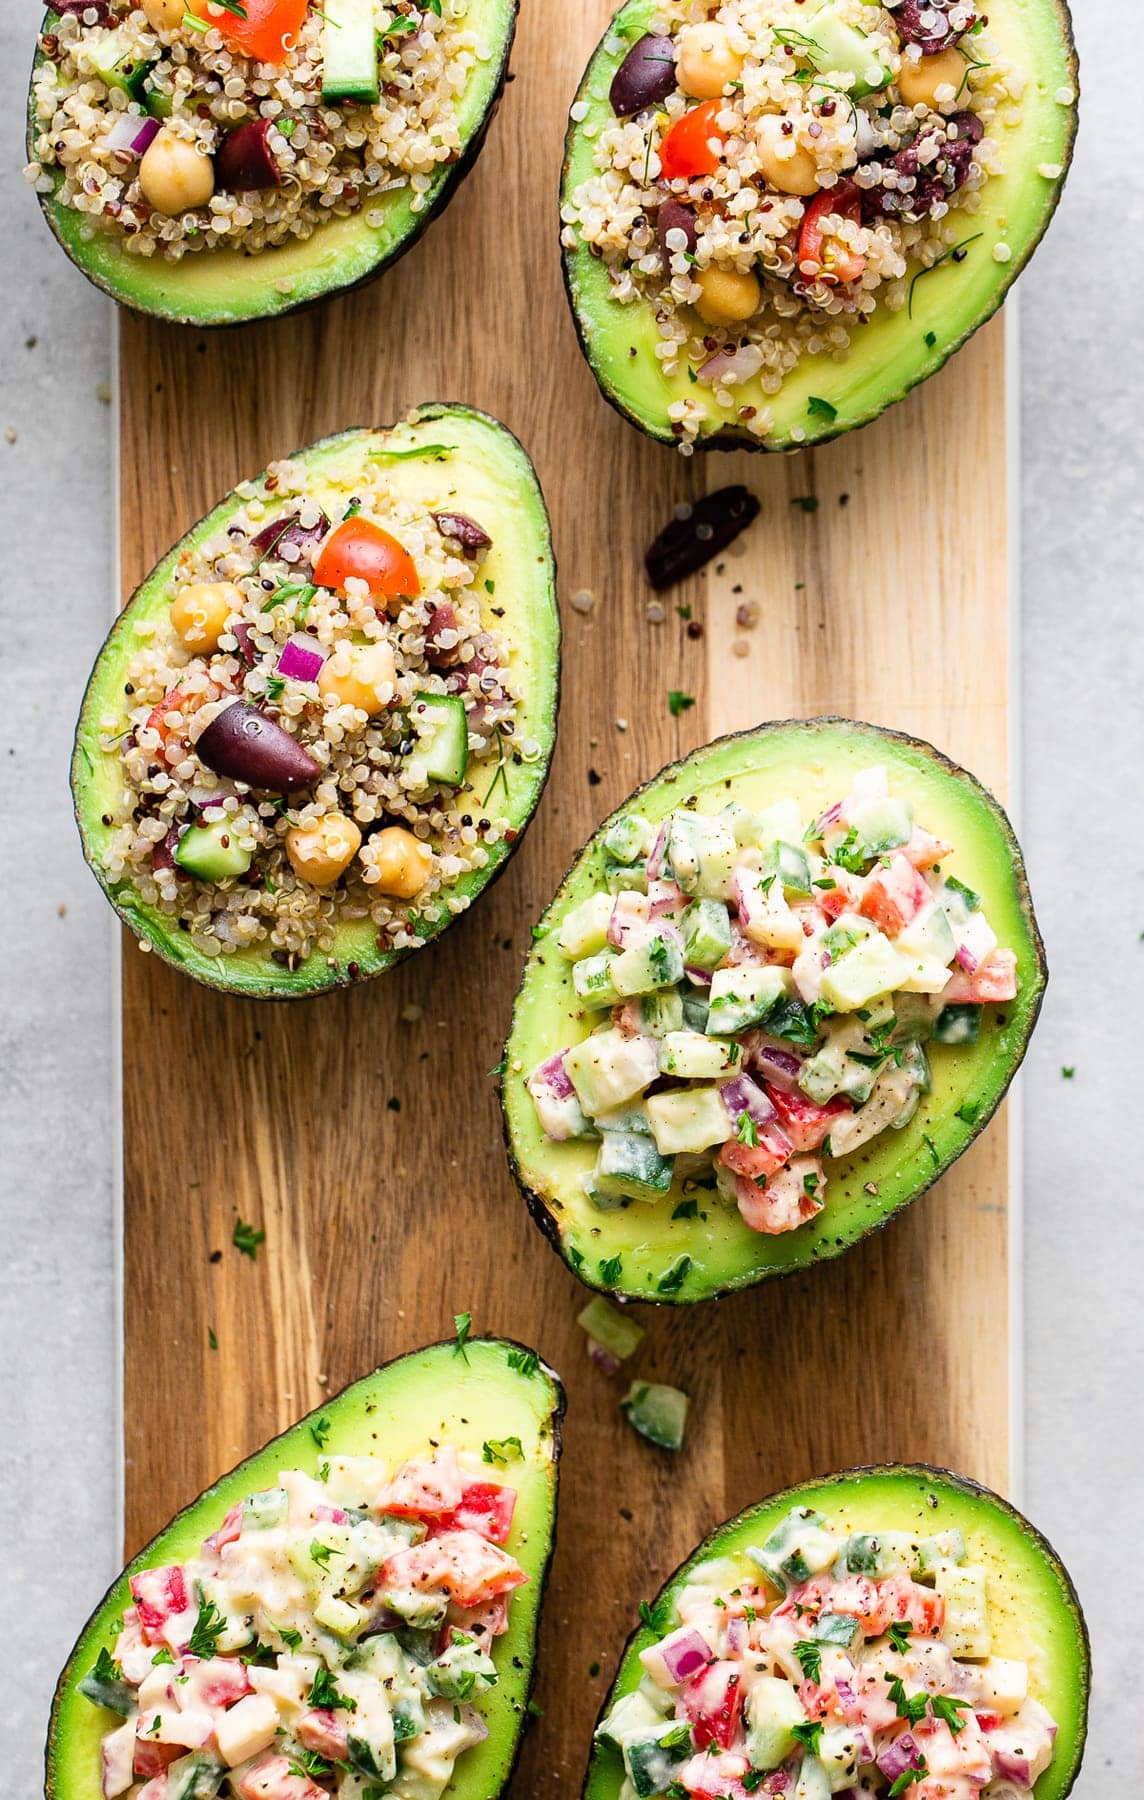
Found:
<box><xmin>955</xmin><ymin>1099</ymin><xmax>982</xmax><ymax>1126</ymax></box>
<box><xmin>888</xmin><ymin>1620</ymin><xmax>914</xmax><ymax>1654</ymax></box>
<box><xmin>931</xmin><ymin>1693</ymin><xmax>971</xmax><ymax>1734</ymax></box>
<box><xmin>656</xmin><ymin>1255</ymin><xmax>692</xmax><ymax>1295</ymax></box>
<box><xmin>1061</xmin><ymin>1065</ymin><xmax>1075</xmax><ymax>1080</ymax></box>
<box><xmin>638</xmin><ymin>1600</ymin><xmax>657</xmax><ymax>1631</ymax></box>
<box><xmin>791</xmin><ymin>1719</ymin><xmax>823</xmax><ymax>1755</ymax></box>
<box><xmin>453</xmin><ymin>1311</ymin><xmax>472</xmax><ymax>1361</ymax></box>
<box><xmin>806</xmin><ymin>395</ymin><xmax>837</xmax><ymax>423</ymax></box>
<box><xmin>482</xmin><ymin>1436</ymin><xmax>523</xmax><ymax>1466</ymax></box>
<box><xmin>309</xmin><ymin>1540</ymin><xmax>337</xmax><ymax>1569</ymax></box>
<box><xmin>792</xmin><ymin>1640</ymin><xmax>822</xmax><ymax>1683</ymax></box>
<box><xmin>672</xmin><ymin>1198</ymin><xmax>700</xmax><ymax>1220</ymax></box>
<box><xmin>310</xmin><ymin>1415</ymin><xmax>331</xmax><ymax>1451</ymax></box>
<box><xmin>308</xmin><ymin>1666</ymin><xmax>356</xmax><ymax>1711</ymax></box>
<box><xmin>737</xmin><ymin>1112</ymin><xmax>759</xmax><ymax>1147</ymax></box>
<box><xmin>207</xmin><ymin>1326</ymin><xmax>218</xmax><ymax>1351</ymax></box>
<box><xmin>667</xmin><ymin>690</ymin><xmax>696</xmax><ymax>717</ymax></box>
<box><xmin>889</xmin><ymin>1766</ymin><xmax>928</xmax><ymax>1797</ymax></box>
<box><xmin>791</xmin><ymin>495</ymin><xmax>820</xmax><ymax>514</ymax></box>
<box><xmin>232</xmin><ymin>1217</ymin><xmax>265</xmax><ymax>1260</ymax></box>
<box><xmin>187</xmin><ymin>1595</ymin><xmax>227</xmax><ymax>1660</ymax></box>
<box><xmin>507</xmin><ymin>1347</ymin><xmax>540</xmax><ymax>1377</ymax></box>
<box><xmin>599</xmin><ymin>1254</ymin><xmax>623</xmax><ymax>1286</ymax></box>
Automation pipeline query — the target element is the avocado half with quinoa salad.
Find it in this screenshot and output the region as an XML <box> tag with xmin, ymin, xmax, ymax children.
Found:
<box><xmin>25</xmin><ymin>0</ymin><xmax>517</xmax><ymax>325</ymax></box>
<box><xmin>585</xmin><ymin>1464</ymin><xmax>1088</xmax><ymax>1800</ymax></box>
<box><xmin>560</xmin><ymin>0</ymin><xmax>1077</xmax><ymax>451</ymax></box>
<box><xmin>502</xmin><ymin>718</ymin><xmax>1045</xmax><ymax>1304</ymax></box>
<box><xmin>47</xmin><ymin>1335</ymin><xmax>565</xmax><ymax>1800</ymax></box>
<box><xmin>72</xmin><ymin>404</ymin><xmax>559</xmax><ymax>998</ymax></box>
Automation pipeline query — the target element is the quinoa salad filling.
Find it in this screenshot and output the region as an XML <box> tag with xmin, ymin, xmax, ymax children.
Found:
<box><xmin>84</xmin><ymin>1446</ymin><xmax>527</xmax><ymax>1800</ymax></box>
<box><xmin>599</xmin><ymin>1505</ymin><xmax>1059</xmax><ymax>1799</ymax></box>
<box><xmin>562</xmin><ymin>0</ymin><xmax>1029</xmax><ymax>446</ymax></box>
<box><xmin>26</xmin><ymin>0</ymin><xmax>487</xmax><ymax>260</ymax></box>
<box><xmin>95</xmin><ymin>454</ymin><xmax>534</xmax><ymax>969</ymax></box>
<box><xmin>528</xmin><ymin>765</ymin><xmax>1018</xmax><ymax>1236</ymax></box>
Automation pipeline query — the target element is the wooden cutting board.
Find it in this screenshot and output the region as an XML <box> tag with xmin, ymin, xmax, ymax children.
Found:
<box><xmin>118</xmin><ymin>0</ymin><xmax>1014</xmax><ymax>1789</ymax></box>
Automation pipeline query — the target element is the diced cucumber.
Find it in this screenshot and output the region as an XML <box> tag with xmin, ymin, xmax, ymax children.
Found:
<box><xmin>917</xmin><ymin>1528</ymin><xmax>967</xmax><ymax>1573</ymax></box>
<box><xmin>812</xmin><ymin>1611</ymin><xmax>862</xmax><ymax>1651</ymax></box>
<box><xmin>737</xmin><ymin>798</ymin><xmax>803</xmax><ymax>849</ymax></box>
<box><xmin>141</xmin><ymin>69</ymin><xmax>173</xmax><ymax>117</ymax></box>
<box><xmin>622</xmin><ymin>1382</ymin><xmax>689</xmax><ymax>1451</ymax></box>
<box><xmin>611</xmin><ymin>932</ymin><xmax>685</xmax><ymax>997</ymax></box>
<box><xmin>85</xmin><ymin>27</ymin><xmax>154</xmax><ymax>100</ymax></box>
<box><xmin>409</xmin><ymin>692</ymin><xmax>468</xmax><ymax>788</ymax></box>
<box><xmin>314</xmin><ymin>1592</ymin><xmax>369</xmax><ymax>1637</ymax></box>
<box><xmin>559</xmin><ymin>892</ymin><xmax>613</xmax><ymax>959</ymax></box>
<box><xmin>665</xmin><ymin>811</ymin><xmax>737</xmax><ymax>899</ymax></box>
<box><xmin>820</xmin><ymin>932</ymin><xmax>911</xmax><ymax>1011</ymax></box>
<box><xmin>528</xmin><ymin>1065</ymin><xmax>596</xmax><ymax>1141</ymax></box>
<box><xmin>793</xmin><ymin>1753</ymin><xmax>832</xmax><ymax>1800</ymax></box>
<box><xmin>426</xmin><ymin>1635</ymin><xmax>497</xmax><ymax>1699</ymax></box>
<box><xmin>743</xmin><ymin>1673</ymin><xmax>804</xmax><ymax>1771</ymax></box>
<box><xmin>897</xmin><ymin>954</ymin><xmax>956</xmax><ymax>996</ymax></box>
<box><xmin>848</xmin><ymin>793</ymin><xmax>913</xmax><ymax>856</ymax></box>
<box><xmin>892</xmin><ymin>991</ymin><xmax>938</xmax><ymax>1044</ymax></box>
<box><xmin>243</xmin><ymin>1486</ymin><xmax>288</xmax><ymax>1530</ymax></box>
<box><xmin>646</xmin><ymin>1085</ymin><xmax>730</xmax><ymax>1156</ymax></box>
<box><xmin>897</xmin><ymin>902</ymin><xmax>956</xmax><ymax>967</ymax></box>
<box><xmin>604</xmin><ymin>813</ymin><xmax>652</xmax><ymax>865</ymax></box>
<box><xmin>166</xmin><ymin>1754</ymin><xmax>225</xmax><ymax>1800</ymax></box>
<box><xmin>763</xmin><ymin>840</ymin><xmax>813</xmax><ymax>896</ymax></box>
<box><xmin>175</xmin><ymin>819</ymin><xmax>253</xmax><ymax>882</ymax></box>
<box><xmin>564</xmin><ymin>1029</ymin><xmax>660</xmax><ymax>1116</ymax></box>
<box><xmin>804</xmin><ymin>0</ymin><xmax>891</xmax><ymax>96</ymax></box>
<box><xmin>658</xmin><ymin>1030</ymin><xmax>741</xmax><ymax>1080</ymax></box>
<box><xmin>634</xmin><ymin>989</ymin><xmax>684</xmax><ymax>1037</ymax></box>
<box><xmin>707</xmin><ymin>964</ymin><xmax>791</xmax><ymax>1035</ymax></box>
<box><xmin>596</xmin><ymin>1688</ymin><xmax>670</xmax><ymax>1750</ymax></box>
<box><xmin>78</xmin><ymin>1658</ymin><xmax>134</xmax><ymax>1716</ymax></box>
<box><xmin>374</xmin><ymin>1583</ymin><xmax>447</xmax><ymax>1630</ymax></box>
<box><xmin>594</xmin><ymin>1102</ymin><xmax>653</xmax><ymax>1135</ymax></box>
<box><xmin>681</xmin><ymin>990</ymin><xmax>710</xmax><ymax>1033</ymax></box>
<box><xmin>578</xmin><ymin>1295</ymin><xmax>645</xmax><ymax>1360</ymax></box>
<box><xmin>934</xmin><ymin>1561</ymin><xmax>991</xmax><ymax>1657</ymax></box>
<box><xmin>749</xmin><ymin>1506</ymin><xmax>838</xmax><ymax>1593</ymax></box>
<box><xmin>821</xmin><ymin>914</ymin><xmax>875</xmax><ymax>960</ymax></box>
<box><xmin>573</xmin><ymin>951</ymin><xmax>621</xmax><ymax>1009</ymax></box>
<box><xmin>591</xmin><ymin>1132</ymin><xmax>674</xmax><ymax>1204</ymax></box>
<box><xmin>681</xmin><ymin>897</ymin><xmax>732</xmax><ymax>970</ymax></box>
<box><xmin>604</xmin><ymin>855</ymin><xmax>650</xmax><ymax>894</ymax></box>
<box><xmin>818</xmin><ymin>1722</ymin><xmax>866</xmax><ymax>1789</ymax></box>
<box><xmin>834</xmin><ymin>1530</ymin><xmax>915</xmax><ymax>1578</ymax></box>
<box><xmin>320</xmin><ymin>0</ymin><xmax>380</xmax><ymax>102</ymax></box>
<box><xmin>940</xmin><ymin>874</ymin><xmax>982</xmax><ymax>923</ymax></box>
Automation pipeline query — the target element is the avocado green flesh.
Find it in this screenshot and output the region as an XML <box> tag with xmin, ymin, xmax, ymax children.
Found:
<box><xmin>71</xmin><ymin>405</ymin><xmax>559</xmax><ymax>998</ymax></box>
<box><xmin>562</xmin><ymin>0</ymin><xmax>1078</xmax><ymax>450</ymax></box>
<box><xmin>29</xmin><ymin>0</ymin><xmax>515</xmax><ymax>324</ymax></box>
<box><xmin>585</xmin><ymin>1465</ymin><xmax>1089</xmax><ymax>1800</ymax></box>
<box><xmin>48</xmin><ymin>1336</ymin><xmax>564</xmax><ymax>1800</ymax></box>
<box><xmin>503</xmin><ymin>719</ymin><xmax>1045</xmax><ymax>1303</ymax></box>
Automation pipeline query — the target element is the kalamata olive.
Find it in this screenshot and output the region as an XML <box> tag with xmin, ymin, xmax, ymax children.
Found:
<box><xmin>609</xmin><ymin>32</ymin><xmax>678</xmax><ymax>118</ymax></box>
<box><xmin>196</xmin><ymin>702</ymin><xmax>320</xmax><ymax>793</ymax></box>
<box><xmin>894</xmin><ymin>0</ymin><xmax>976</xmax><ymax>53</ymax></box>
<box><xmin>861</xmin><ymin>110</ymin><xmax>984</xmax><ymax>218</ymax></box>
<box><xmin>424</xmin><ymin>603</ymin><xmax>463</xmax><ymax>669</ymax></box>
<box><xmin>657</xmin><ymin>199</ymin><xmax>698</xmax><ymax>262</ymax></box>
<box><xmin>645</xmin><ymin>486</ymin><xmax>760</xmax><ymax>590</ymax></box>
<box><xmin>250</xmin><ymin>509</ymin><xmax>330</xmax><ymax>564</ymax></box>
<box><xmin>215</xmin><ymin>119</ymin><xmax>281</xmax><ymax>191</ymax></box>
<box><xmin>431</xmin><ymin>511</ymin><xmax>492</xmax><ymax>555</ymax></box>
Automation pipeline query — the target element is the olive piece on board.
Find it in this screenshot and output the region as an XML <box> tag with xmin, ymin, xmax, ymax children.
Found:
<box><xmin>196</xmin><ymin>702</ymin><xmax>321</xmax><ymax>792</ymax></box>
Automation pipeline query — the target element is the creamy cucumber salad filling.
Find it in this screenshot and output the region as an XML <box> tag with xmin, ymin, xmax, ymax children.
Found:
<box><xmin>528</xmin><ymin>765</ymin><xmax>1017</xmax><ymax>1236</ymax></box>
<box><xmin>599</xmin><ymin>1505</ymin><xmax>1058</xmax><ymax>1799</ymax></box>
<box><xmin>84</xmin><ymin>1448</ymin><xmax>527</xmax><ymax>1800</ymax></box>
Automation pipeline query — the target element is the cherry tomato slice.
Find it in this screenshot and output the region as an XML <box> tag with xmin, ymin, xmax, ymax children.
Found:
<box><xmin>797</xmin><ymin>181</ymin><xmax>866</xmax><ymax>284</ymax></box>
<box><xmin>659</xmin><ymin>100</ymin><xmax>726</xmax><ymax>181</ymax></box>
<box><xmin>189</xmin><ymin>0</ymin><xmax>308</xmax><ymax>66</ymax></box>
<box><xmin>313</xmin><ymin>518</ymin><xmax>421</xmax><ymax>602</ymax></box>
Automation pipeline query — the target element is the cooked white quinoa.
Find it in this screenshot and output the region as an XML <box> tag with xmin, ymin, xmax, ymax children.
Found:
<box><xmin>96</xmin><ymin>459</ymin><xmax>530</xmax><ymax>968</ymax></box>
<box><xmin>562</xmin><ymin>0</ymin><xmax>1028</xmax><ymax>445</ymax></box>
<box><xmin>26</xmin><ymin>0</ymin><xmax>484</xmax><ymax>259</ymax></box>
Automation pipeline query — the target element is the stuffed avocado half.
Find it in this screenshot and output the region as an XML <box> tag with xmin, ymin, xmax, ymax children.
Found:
<box><xmin>503</xmin><ymin>719</ymin><xmax>1045</xmax><ymax>1304</ymax></box>
<box><xmin>560</xmin><ymin>0</ymin><xmax>1077</xmax><ymax>451</ymax></box>
<box><xmin>585</xmin><ymin>1464</ymin><xmax>1089</xmax><ymax>1800</ymax></box>
<box><xmin>48</xmin><ymin>1335</ymin><xmax>564</xmax><ymax>1800</ymax></box>
<box><xmin>27</xmin><ymin>0</ymin><xmax>517</xmax><ymax>326</ymax></box>
<box><xmin>72</xmin><ymin>405</ymin><xmax>559</xmax><ymax>999</ymax></box>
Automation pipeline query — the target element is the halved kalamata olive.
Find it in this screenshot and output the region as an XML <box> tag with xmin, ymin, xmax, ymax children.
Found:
<box><xmin>861</xmin><ymin>112</ymin><xmax>984</xmax><ymax>219</ymax></box>
<box><xmin>645</xmin><ymin>486</ymin><xmax>760</xmax><ymax>590</ymax></box>
<box><xmin>196</xmin><ymin>702</ymin><xmax>320</xmax><ymax>792</ymax></box>
<box><xmin>431</xmin><ymin>511</ymin><xmax>492</xmax><ymax>555</ymax></box>
<box><xmin>232</xmin><ymin>621</ymin><xmax>257</xmax><ymax>668</ymax></box>
<box><xmin>215</xmin><ymin>119</ymin><xmax>282</xmax><ymax>192</ymax></box>
<box><xmin>424</xmin><ymin>603</ymin><xmax>463</xmax><ymax>669</ymax></box>
<box><xmin>250</xmin><ymin>509</ymin><xmax>330</xmax><ymax>564</ymax></box>
<box><xmin>609</xmin><ymin>33</ymin><xmax>678</xmax><ymax>118</ymax></box>
<box><xmin>658</xmin><ymin>199</ymin><xmax>698</xmax><ymax>262</ymax></box>
<box><xmin>894</xmin><ymin>0</ymin><xmax>976</xmax><ymax>53</ymax></box>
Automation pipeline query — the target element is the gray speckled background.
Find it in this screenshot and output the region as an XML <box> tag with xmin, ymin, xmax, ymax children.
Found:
<box><xmin>1</xmin><ymin>0</ymin><xmax>1136</xmax><ymax>1792</ymax></box>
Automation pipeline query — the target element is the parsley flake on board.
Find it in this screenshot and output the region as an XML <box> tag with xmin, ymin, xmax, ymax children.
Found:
<box><xmin>232</xmin><ymin>1217</ymin><xmax>265</xmax><ymax>1260</ymax></box>
<box><xmin>668</xmin><ymin>690</ymin><xmax>696</xmax><ymax>717</ymax></box>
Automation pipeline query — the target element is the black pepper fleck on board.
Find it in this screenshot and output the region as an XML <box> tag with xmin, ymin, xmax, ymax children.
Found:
<box><xmin>588</xmin><ymin>768</ymin><xmax>602</xmax><ymax>786</ymax></box>
<box><xmin>209</xmin><ymin>1250</ymin><xmax>222</xmax><ymax>1264</ymax></box>
<box><xmin>620</xmin><ymin>1506</ymin><xmax>633</xmax><ymax>1521</ymax></box>
<box><xmin>839</xmin><ymin>493</ymin><xmax>850</xmax><ymax>507</ymax></box>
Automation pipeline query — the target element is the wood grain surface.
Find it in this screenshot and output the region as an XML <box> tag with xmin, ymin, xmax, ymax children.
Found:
<box><xmin>118</xmin><ymin>0</ymin><xmax>1013</xmax><ymax>1789</ymax></box>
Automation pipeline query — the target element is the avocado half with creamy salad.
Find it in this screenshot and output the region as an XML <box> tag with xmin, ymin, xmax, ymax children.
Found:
<box><xmin>560</xmin><ymin>0</ymin><xmax>1077</xmax><ymax>451</ymax></box>
<box><xmin>26</xmin><ymin>0</ymin><xmax>516</xmax><ymax>324</ymax></box>
<box><xmin>72</xmin><ymin>405</ymin><xmax>559</xmax><ymax>998</ymax></box>
<box><xmin>502</xmin><ymin>718</ymin><xmax>1045</xmax><ymax>1303</ymax></box>
<box><xmin>585</xmin><ymin>1464</ymin><xmax>1088</xmax><ymax>1800</ymax></box>
<box><xmin>48</xmin><ymin>1335</ymin><xmax>564</xmax><ymax>1800</ymax></box>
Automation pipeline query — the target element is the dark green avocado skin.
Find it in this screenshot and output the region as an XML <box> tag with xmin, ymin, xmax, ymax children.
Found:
<box><xmin>46</xmin><ymin>1336</ymin><xmax>565</xmax><ymax>1800</ymax></box>
<box><xmin>584</xmin><ymin>1465</ymin><xmax>1090</xmax><ymax>1800</ymax></box>
<box><xmin>502</xmin><ymin>718</ymin><xmax>1046</xmax><ymax>1304</ymax></box>
<box><xmin>27</xmin><ymin>0</ymin><xmax>518</xmax><ymax>325</ymax></box>
<box><xmin>559</xmin><ymin>0</ymin><xmax>1078</xmax><ymax>452</ymax></box>
<box><xmin>70</xmin><ymin>404</ymin><xmax>560</xmax><ymax>1000</ymax></box>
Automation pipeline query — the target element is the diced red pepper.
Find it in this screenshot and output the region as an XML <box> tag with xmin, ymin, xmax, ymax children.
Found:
<box><xmin>133</xmin><ymin>1737</ymin><xmax>185</xmax><ymax>1780</ymax></box>
<box><xmin>765</xmin><ymin>1086</ymin><xmax>851</xmax><ymax>1153</ymax></box>
<box><xmin>129</xmin><ymin>1566</ymin><xmax>191</xmax><ymax>1642</ymax></box>
<box><xmin>438</xmin><ymin>1480</ymin><xmax>517</xmax><ymax>1546</ymax></box>
<box><xmin>943</xmin><ymin>948</ymin><xmax>1018</xmax><ymax>1004</ymax></box>
<box><xmin>313</xmin><ymin>518</ymin><xmax>420</xmax><ymax>603</ymax></box>
<box><xmin>798</xmin><ymin>181</ymin><xmax>866</xmax><ymax>284</ymax></box>
<box><xmin>719</xmin><ymin>1126</ymin><xmax>792</xmax><ymax>1183</ymax></box>
<box><xmin>381</xmin><ymin>1452</ymin><xmax>464</xmax><ymax>1518</ymax></box>
<box><xmin>679</xmin><ymin>1661</ymin><xmax>744</xmax><ymax>1751</ymax></box>
<box><xmin>187</xmin><ymin>0</ymin><xmax>309</xmax><ymax>64</ymax></box>
<box><xmin>205</xmin><ymin>1501</ymin><xmax>244</xmax><ymax>1554</ymax></box>
<box><xmin>236</xmin><ymin>1754</ymin><xmax>327</xmax><ymax>1800</ymax></box>
<box><xmin>860</xmin><ymin>852</ymin><xmax>930</xmax><ymax>935</ymax></box>
<box><xmin>660</xmin><ymin>101</ymin><xmax>726</xmax><ymax>181</ymax></box>
<box><xmin>381</xmin><ymin>1527</ymin><xmax>527</xmax><ymax>1609</ymax></box>
<box><xmin>297</xmin><ymin>1710</ymin><xmax>349</xmax><ymax>1759</ymax></box>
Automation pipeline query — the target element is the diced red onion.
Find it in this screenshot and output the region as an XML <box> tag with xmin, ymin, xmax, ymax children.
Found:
<box><xmin>232</xmin><ymin>622</ymin><xmax>257</xmax><ymax>668</ymax></box>
<box><xmin>660</xmin><ymin>1628</ymin><xmax>714</xmax><ymax>1684</ymax></box>
<box><xmin>646</xmin><ymin>821</ymin><xmax>669</xmax><ymax>881</ymax></box>
<box><xmin>877</xmin><ymin>1732</ymin><xmax>923</xmax><ymax>1781</ymax></box>
<box><xmin>533</xmin><ymin>1052</ymin><xmax>574</xmax><ymax>1100</ymax></box>
<box><xmin>103</xmin><ymin>114</ymin><xmax>160</xmax><ymax>156</ymax></box>
<box><xmin>834</xmin><ymin>1676</ymin><xmax>857</xmax><ymax>1711</ymax></box>
<box><xmin>955</xmin><ymin>942</ymin><xmax>980</xmax><ymax>973</ymax></box>
<box><xmin>992</xmin><ymin>1748</ymin><xmax>1036</xmax><ymax>1786</ymax></box>
<box><xmin>720</xmin><ymin>1074</ymin><xmax>776</xmax><ymax>1132</ymax></box>
<box><xmin>457</xmin><ymin>1705</ymin><xmax>489</xmax><ymax>1748</ymax></box>
<box><xmin>685</xmin><ymin>965</ymin><xmax>713</xmax><ymax>987</ymax></box>
<box><xmin>696</xmin><ymin>343</ymin><xmax>765</xmax><ymax>388</ymax></box>
<box><xmin>812</xmin><ymin>799</ymin><xmax>844</xmax><ymax>837</ymax></box>
<box><xmin>748</xmin><ymin>1040</ymin><xmax>804</xmax><ymax>1088</ymax></box>
<box><xmin>588</xmin><ymin>1339</ymin><xmax>620</xmax><ymax>1377</ymax></box>
<box><xmin>277</xmin><ymin>632</ymin><xmax>327</xmax><ymax>683</ymax></box>
<box><xmin>725</xmin><ymin>1616</ymin><xmax>748</xmax><ymax>1654</ymax></box>
<box><xmin>649</xmin><ymin>878</ymin><xmax>686</xmax><ymax>917</ymax></box>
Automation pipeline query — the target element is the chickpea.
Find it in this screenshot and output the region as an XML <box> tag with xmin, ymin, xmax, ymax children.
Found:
<box><xmin>676</xmin><ymin>22</ymin><xmax>743</xmax><ymax>100</ymax></box>
<box><xmin>369</xmin><ymin>827</ymin><xmax>434</xmax><ymax>900</ymax></box>
<box><xmin>897</xmin><ymin>46</ymin><xmax>967</xmax><ymax>111</ymax></box>
<box><xmin>285</xmin><ymin>813</ymin><xmax>362</xmax><ymax>887</ymax></box>
<box><xmin>141</xmin><ymin>0</ymin><xmax>184</xmax><ymax>32</ymax></box>
<box><xmin>754</xmin><ymin>114</ymin><xmax>820</xmax><ymax>197</ymax></box>
<box><xmin>138</xmin><ymin>127</ymin><xmax>215</xmax><ymax>214</ymax></box>
<box><xmin>694</xmin><ymin>264</ymin><xmax>761</xmax><ymax>327</ymax></box>
<box><xmin>317</xmin><ymin>640</ymin><xmax>397</xmax><ymax>715</ymax></box>
<box><xmin>170</xmin><ymin>581</ymin><xmax>241</xmax><ymax>654</ymax></box>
